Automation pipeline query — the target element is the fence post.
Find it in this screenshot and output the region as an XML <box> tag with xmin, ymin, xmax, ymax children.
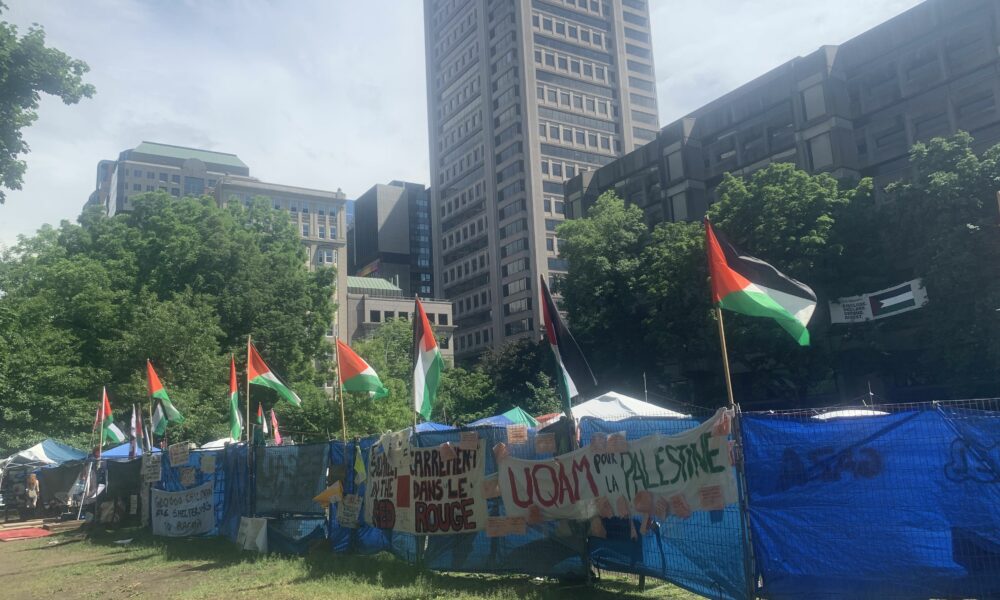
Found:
<box><xmin>733</xmin><ymin>404</ymin><xmax>758</xmax><ymax>599</ymax></box>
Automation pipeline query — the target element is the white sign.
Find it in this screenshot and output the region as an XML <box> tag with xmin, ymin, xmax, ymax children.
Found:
<box><xmin>236</xmin><ymin>516</ymin><xmax>268</xmax><ymax>553</ymax></box>
<box><xmin>151</xmin><ymin>481</ymin><xmax>215</xmax><ymax>537</ymax></box>
<box><xmin>498</xmin><ymin>408</ymin><xmax>737</xmax><ymax>522</ymax></box>
<box><xmin>364</xmin><ymin>438</ymin><xmax>487</xmax><ymax>535</ymax></box>
<box><xmin>829</xmin><ymin>278</ymin><xmax>929</xmax><ymax>323</ymax></box>
<box><xmin>168</xmin><ymin>442</ymin><xmax>191</xmax><ymax>467</ymax></box>
<box><xmin>179</xmin><ymin>467</ymin><xmax>196</xmax><ymax>487</ymax></box>
<box><xmin>200</xmin><ymin>454</ymin><xmax>216</xmax><ymax>474</ymax></box>
<box><xmin>142</xmin><ymin>453</ymin><xmax>162</xmax><ymax>483</ymax></box>
<box><xmin>338</xmin><ymin>494</ymin><xmax>361</xmax><ymax>528</ymax></box>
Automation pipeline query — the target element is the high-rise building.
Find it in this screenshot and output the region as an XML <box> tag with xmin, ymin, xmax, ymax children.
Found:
<box><xmin>100</xmin><ymin>141</ymin><xmax>250</xmax><ymax>216</ymax></box>
<box><xmin>424</xmin><ymin>0</ymin><xmax>659</xmax><ymax>359</ymax></box>
<box><xmin>348</xmin><ymin>181</ymin><xmax>434</xmax><ymax>297</ymax></box>
<box><xmin>565</xmin><ymin>0</ymin><xmax>1000</xmax><ymax>226</ymax></box>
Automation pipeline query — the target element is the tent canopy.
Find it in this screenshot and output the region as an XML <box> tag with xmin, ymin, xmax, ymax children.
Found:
<box><xmin>469</xmin><ymin>406</ymin><xmax>539</xmax><ymax>428</ymax></box>
<box><xmin>100</xmin><ymin>442</ymin><xmax>161</xmax><ymax>459</ymax></box>
<box><xmin>201</xmin><ymin>437</ymin><xmax>238</xmax><ymax>449</ymax></box>
<box><xmin>571</xmin><ymin>391</ymin><xmax>690</xmax><ymax>420</ymax></box>
<box><xmin>415</xmin><ymin>422</ymin><xmax>455</xmax><ymax>433</ymax></box>
<box><xmin>1</xmin><ymin>439</ymin><xmax>87</xmax><ymax>469</ymax></box>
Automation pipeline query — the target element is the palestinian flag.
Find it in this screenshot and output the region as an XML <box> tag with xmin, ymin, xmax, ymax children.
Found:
<box><xmin>129</xmin><ymin>403</ymin><xmax>146</xmax><ymax>458</ymax></box>
<box><xmin>705</xmin><ymin>219</ymin><xmax>817</xmax><ymax>346</ymax></box>
<box><xmin>540</xmin><ymin>276</ymin><xmax>597</xmax><ymax>415</ymax></box>
<box><xmin>270</xmin><ymin>409</ymin><xmax>282</xmax><ymax>445</ymax></box>
<box><xmin>412</xmin><ymin>298</ymin><xmax>443</xmax><ymax>420</ymax></box>
<box><xmin>148</xmin><ymin>360</ymin><xmax>184</xmax><ymax>435</ymax></box>
<box><xmin>337</xmin><ymin>339</ymin><xmax>389</xmax><ymax>399</ymax></box>
<box><xmin>255</xmin><ymin>403</ymin><xmax>269</xmax><ymax>445</ymax></box>
<box><xmin>229</xmin><ymin>355</ymin><xmax>243</xmax><ymax>441</ymax></box>
<box><xmin>248</xmin><ymin>341</ymin><xmax>302</xmax><ymax>407</ymax></box>
<box><xmin>98</xmin><ymin>387</ymin><xmax>127</xmax><ymax>447</ymax></box>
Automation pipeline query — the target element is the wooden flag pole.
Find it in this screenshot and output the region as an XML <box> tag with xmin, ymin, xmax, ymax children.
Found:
<box><xmin>715</xmin><ymin>307</ymin><xmax>737</xmax><ymax>409</ymax></box>
<box><xmin>246</xmin><ymin>336</ymin><xmax>252</xmax><ymax>444</ymax></box>
<box><xmin>147</xmin><ymin>359</ymin><xmax>154</xmax><ymax>453</ymax></box>
<box><xmin>334</xmin><ymin>338</ymin><xmax>348</xmax><ymax>442</ymax></box>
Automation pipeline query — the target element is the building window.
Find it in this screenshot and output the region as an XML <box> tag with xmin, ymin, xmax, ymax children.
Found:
<box><xmin>133</xmin><ymin>183</ymin><xmax>141</xmax><ymax>191</ymax></box>
<box><xmin>440</xmin><ymin>314</ymin><xmax>448</xmax><ymax>325</ymax></box>
<box><xmin>370</xmin><ymin>310</ymin><xmax>381</xmax><ymax>323</ymax></box>
<box><xmin>808</xmin><ymin>133</ymin><xmax>834</xmax><ymax>170</ymax></box>
<box><xmin>159</xmin><ymin>173</ymin><xmax>168</xmax><ymax>182</ymax></box>
<box><xmin>801</xmin><ymin>84</ymin><xmax>826</xmax><ymax>121</ymax></box>
<box><xmin>319</xmin><ymin>226</ymin><xmax>326</xmax><ymax>239</ymax></box>
<box><xmin>302</xmin><ymin>223</ymin><xmax>310</xmax><ymax>237</ymax></box>
<box><xmin>147</xmin><ymin>171</ymin><xmax>155</xmax><ymax>179</ymax></box>
<box><xmin>171</xmin><ymin>174</ymin><xmax>180</xmax><ymax>183</ymax></box>
<box><xmin>170</xmin><ymin>188</ymin><xmax>180</xmax><ymax>197</ymax></box>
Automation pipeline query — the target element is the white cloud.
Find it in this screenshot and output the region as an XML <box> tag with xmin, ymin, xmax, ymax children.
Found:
<box><xmin>0</xmin><ymin>0</ymin><xmax>922</xmax><ymax>247</ymax></box>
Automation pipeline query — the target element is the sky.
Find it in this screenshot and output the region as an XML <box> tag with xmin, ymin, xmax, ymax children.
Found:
<box><xmin>0</xmin><ymin>0</ymin><xmax>923</xmax><ymax>248</ymax></box>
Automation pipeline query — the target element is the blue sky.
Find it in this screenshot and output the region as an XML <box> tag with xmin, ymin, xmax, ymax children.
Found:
<box><xmin>0</xmin><ymin>0</ymin><xmax>921</xmax><ymax>247</ymax></box>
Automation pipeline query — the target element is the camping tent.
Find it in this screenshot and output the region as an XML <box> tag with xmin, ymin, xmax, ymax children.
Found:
<box><xmin>415</xmin><ymin>422</ymin><xmax>455</xmax><ymax>433</ymax></box>
<box><xmin>99</xmin><ymin>442</ymin><xmax>161</xmax><ymax>459</ymax></box>
<box><xmin>201</xmin><ymin>438</ymin><xmax>238</xmax><ymax>449</ymax></box>
<box><xmin>568</xmin><ymin>391</ymin><xmax>690</xmax><ymax>421</ymax></box>
<box><xmin>813</xmin><ymin>408</ymin><xmax>889</xmax><ymax>420</ymax></box>
<box><xmin>469</xmin><ymin>407</ymin><xmax>539</xmax><ymax>428</ymax></box>
<box><xmin>0</xmin><ymin>439</ymin><xmax>87</xmax><ymax>469</ymax></box>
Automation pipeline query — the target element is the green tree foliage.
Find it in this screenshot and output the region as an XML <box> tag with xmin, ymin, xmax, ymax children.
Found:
<box><xmin>0</xmin><ymin>193</ymin><xmax>335</xmax><ymax>454</ymax></box>
<box><xmin>343</xmin><ymin>318</ymin><xmax>415</xmax><ymax>436</ymax></box>
<box><xmin>0</xmin><ymin>4</ymin><xmax>95</xmax><ymax>203</ymax></box>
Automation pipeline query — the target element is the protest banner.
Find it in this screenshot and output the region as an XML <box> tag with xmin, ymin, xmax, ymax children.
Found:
<box><xmin>151</xmin><ymin>481</ymin><xmax>214</xmax><ymax>537</ymax></box>
<box><xmin>142</xmin><ymin>453</ymin><xmax>162</xmax><ymax>483</ymax></box>
<box><xmin>364</xmin><ymin>437</ymin><xmax>487</xmax><ymax>535</ymax></box>
<box><xmin>498</xmin><ymin>408</ymin><xmax>737</xmax><ymax>521</ymax></box>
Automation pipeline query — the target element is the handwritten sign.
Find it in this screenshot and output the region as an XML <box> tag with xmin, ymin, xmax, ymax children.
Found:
<box><xmin>151</xmin><ymin>482</ymin><xmax>214</xmax><ymax>537</ymax></box>
<box><xmin>179</xmin><ymin>467</ymin><xmax>196</xmax><ymax>487</ymax></box>
<box><xmin>200</xmin><ymin>454</ymin><xmax>216</xmax><ymax>474</ymax></box>
<box><xmin>535</xmin><ymin>433</ymin><xmax>556</xmax><ymax>455</ymax></box>
<box><xmin>168</xmin><ymin>442</ymin><xmax>190</xmax><ymax>467</ymax></box>
<box><xmin>364</xmin><ymin>437</ymin><xmax>487</xmax><ymax>535</ymax></box>
<box><xmin>338</xmin><ymin>494</ymin><xmax>361</xmax><ymax>528</ymax></box>
<box><xmin>498</xmin><ymin>408</ymin><xmax>737</xmax><ymax>522</ymax></box>
<box><xmin>507</xmin><ymin>425</ymin><xmax>528</xmax><ymax>445</ymax></box>
<box><xmin>142</xmin><ymin>453</ymin><xmax>162</xmax><ymax>483</ymax></box>
<box><xmin>459</xmin><ymin>431</ymin><xmax>479</xmax><ymax>451</ymax></box>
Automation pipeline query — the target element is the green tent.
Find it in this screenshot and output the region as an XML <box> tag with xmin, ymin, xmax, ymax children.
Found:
<box><xmin>500</xmin><ymin>406</ymin><xmax>539</xmax><ymax>427</ymax></box>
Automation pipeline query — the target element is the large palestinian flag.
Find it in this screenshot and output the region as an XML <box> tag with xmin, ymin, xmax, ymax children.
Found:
<box><xmin>540</xmin><ymin>276</ymin><xmax>597</xmax><ymax>414</ymax></box>
<box><xmin>705</xmin><ymin>219</ymin><xmax>817</xmax><ymax>346</ymax></box>
<box><xmin>148</xmin><ymin>360</ymin><xmax>184</xmax><ymax>436</ymax></box>
<box><xmin>229</xmin><ymin>355</ymin><xmax>243</xmax><ymax>441</ymax></box>
<box><xmin>248</xmin><ymin>340</ymin><xmax>302</xmax><ymax>407</ymax></box>
<box><xmin>337</xmin><ymin>339</ymin><xmax>389</xmax><ymax>399</ymax></box>
<box><xmin>413</xmin><ymin>298</ymin><xmax>443</xmax><ymax>420</ymax></box>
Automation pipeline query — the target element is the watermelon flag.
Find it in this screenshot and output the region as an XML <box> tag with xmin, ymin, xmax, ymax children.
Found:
<box><xmin>129</xmin><ymin>403</ymin><xmax>146</xmax><ymax>458</ymax></box>
<box><xmin>248</xmin><ymin>341</ymin><xmax>302</xmax><ymax>407</ymax></box>
<box><xmin>148</xmin><ymin>360</ymin><xmax>184</xmax><ymax>436</ymax></box>
<box><xmin>412</xmin><ymin>298</ymin><xmax>444</xmax><ymax>420</ymax></box>
<box><xmin>229</xmin><ymin>355</ymin><xmax>243</xmax><ymax>441</ymax></box>
<box><xmin>337</xmin><ymin>339</ymin><xmax>389</xmax><ymax>399</ymax></box>
<box><xmin>99</xmin><ymin>387</ymin><xmax>127</xmax><ymax>448</ymax></box>
<box><xmin>540</xmin><ymin>276</ymin><xmax>597</xmax><ymax>415</ymax></box>
<box><xmin>704</xmin><ymin>219</ymin><xmax>817</xmax><ymax>346</ymax></box>
<box><xmin>269</xmin><ymin>409</ymin><xmax>282</xmax><ymax>445</ymax></box>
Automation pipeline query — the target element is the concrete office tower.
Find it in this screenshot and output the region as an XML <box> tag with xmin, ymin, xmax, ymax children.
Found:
<box><xmin>424</xmin><ymin>0</ymin><xmax>658</xmax><ymax>359</ymax></box>
<box><xmin>101</xmin><ymin>141</ymin><xmax>250</xmax><ymax>216</ymax></box>
<box><xmin>349</xmin><ymin>181</ymin><xmax>434</xmax><ymax>298</ymax></box>
<box><xmin>566</xmin><ymin>0</ymin><xmax>1000</xmax><ymax>225</ymax></box>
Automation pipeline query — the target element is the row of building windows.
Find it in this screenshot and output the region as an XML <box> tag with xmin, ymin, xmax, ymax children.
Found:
<box><xmin>435</xmin><ymin>39</ymin><xmax>479</xmax><ymax>93</ymax></box>
<box><xmin>539</xmin><ymin>120</ymin><xmax>614</xmax><ymax>152</ymax></box>
<box><xmin>442</xmin><ymin>216</ymin><xmax>487</xmax><ymax>251</ymax></box>
<box><xmin>454</xmin><ymin>289</ymin><xmax>490</xmax><ymax>318</ymax></box>
<box><xmin>369</xmin><ymin>310</ymin><xmax>449</xmax><ymax>326</ymax></box>
<box><xmin>444</xmin><ymin>252</ymin><xmax>488</xmax><ymax>285</ymax></box>
<box><xmin>504</xmin><ymin>317</ymin><xmax>534</xmax><ymax>337</ymax></box>
<box><xmin>534</xmin><ymin>48</ymin><xmax>608</xmax><ymax>85</ymax></box>
<box><xmin>457</xmin><ymin>327</ymin><xmax>491</xmax><ymax>352</ymax></box>
<box><xmin>315</xmin><ymin>248</ymin><xmax>337</xmax><ymax>264</ymax></box>
<box><xmin>438</xmin><ymin>73</ymin><xmax>481</xmax><ymax>123</ymax></box>
<box><xmin>300</xmin><ymin>223</ymin><xmax>339</xmax><ymax>240</ymax></box>
<box><xmin>532</xmin><ymin>12</ymin><xmax>607</xmax><ymax>50</ymax></box>
<box><xmin>439</xmin><ymin>180</ymin><xmax>484</xmax><ymax>218</ymax></box>
<box><xmin>432</xmin><ymin>4</ymin><xmax>477</xmax><ymax>60</ymax></box>
<box><xmin>438</xmin><ymin>106</ymin><xmax>482</xmax><ymax>152</ymax></box>
<box><xmin>536</xmin><ymin>83</ymin><xmax>611</xmax><ymax>116</ymax></box>
<box><xmin>441</xmin><ymin>144</ymin><xmax>483</xmax><ymax>186</ymax></box>
<box><xmin>132</xmin><ymin>183</ymin><xmax>180</xmax><ymax>196</ymax></box>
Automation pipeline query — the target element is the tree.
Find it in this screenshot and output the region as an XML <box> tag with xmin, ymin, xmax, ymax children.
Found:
<box><xmin>556</xmin><ymin>191</ymin><xmax>650</xmax><ymax>383</ymax></box>
<box><xmin>0</xmin><ymin>5</ymin><xmax>95</xmax><ymax>203</ymax></box>
<box><xmin>344</xmin><ymin>318</ymin><xmax>415</xmax><ymax>435</ymax></box>
<box><xmin>0</xmin><ymin>193</ymin><xmax>335</xmax><ymax>454</ymax></box>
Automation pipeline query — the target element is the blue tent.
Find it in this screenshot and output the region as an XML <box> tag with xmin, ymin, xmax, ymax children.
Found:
<box><xmin>100</xmin><ymin>442</ymin><xmax>161</xmax><ymax>459</ymax></box>
<box><xmin>468</xmin><ymin>414</ymin><xmax>515</xmax><ymax>427</ymax></box>
<box><xmin>415</xmin><ymin>422</ymin><xmax>455</xmax><ymax>433</ymax></box>
<box><xmin>1</xmin><ymin>439</ymin><xmax>87</xmax><ymax>468</ymax></box>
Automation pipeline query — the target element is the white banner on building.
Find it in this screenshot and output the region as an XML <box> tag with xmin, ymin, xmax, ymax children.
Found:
<box><xmin>151</xmin><ymin>481</ymin><xmax>214</xmax><ymax>537</ymax></box>
<box><xmin>829</xmin><ymin>278</ymin><xmax>929</xmax><ymax>323</ymax></box>
<box><xmin>498</xmin><ymin>408</ymin><xmax>737</xmax><ymax>522</ymax></box>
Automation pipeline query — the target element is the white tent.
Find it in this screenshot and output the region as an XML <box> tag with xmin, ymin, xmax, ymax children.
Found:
<box><xmin>200</xmin><ymin>437</ymin><xmax>238</xmax><ymax>449</ymax></box>
<box><xmin>571</xmin><ymin>391</ymin><xmax>690</xmax><ymax>420</ymax></box>
<box><xmin>813</xmin><ymin>408</ymin><xmax>889</xmax><ymax>420</ymax></box>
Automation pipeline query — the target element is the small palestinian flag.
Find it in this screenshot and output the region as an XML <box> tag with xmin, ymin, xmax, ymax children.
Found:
<box><xmin>98</xmin><ymin>387</ymin><xmax>127</xmax><ymax>447</ymax></box>
<box><xmin>248</xmin><ymin>340</ymin><xmax>302</xmax><ymax>407</ymax></box>
<box><xmin>337</xmin><ymin>339</ymin><xmax>389</xmax><ymax>399</ymax></box>
<box><xmin>413</xmin><ymin>298</ymin><xmax>444</xmax><ymax>420</ymax></box>
<box><xmin>148</xmin><ymin>360</ymin><xmax>184</xmax><ymax>436</ymax></box>
<box><xmin>229</xmin><ymin>355</ymin><xmax>243</xmax><ymax>441</ymax></box>
<box><xmin>270</xmin><ymin>409</ymin><xmax>282</xmax><ymax>446</ymax></box>
<box><xmin>705</xmin><ymin>219</ymin><xmax>817</xmax><ymax>345</ymax></box>
<box><xmin>129</xmin><ymin>403</ymin><xmax>146</xmax><ymax>458</ymax></box>
<box><xmin>255</xmin><ymin>403</ymin><xmax>269</xmax><ymax>445</ymax></box>
<box><xmin>540</xmin><ymin>276</ymin><xmax>597</xmax><ymax>415</ymax></box>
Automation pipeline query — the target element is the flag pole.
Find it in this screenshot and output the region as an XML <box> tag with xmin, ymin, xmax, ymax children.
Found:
<box><xmin>334</xmin><ymin>338</ymin><xmax>348</xmax><ymax>442</ymax></box>
<box><xmin>715</xmin><ymin>307</ymin><xmax>736</xmax><ymax>409</ymax></box>
<box><xmin>246</xmin><ymin>336</ymin><xmax>252</xmax><ymax>444</ymax></box>
<box><xmin>146</xmin><ymin>359</ymin><xmax>155</xmax><ymax>452</ymax></box>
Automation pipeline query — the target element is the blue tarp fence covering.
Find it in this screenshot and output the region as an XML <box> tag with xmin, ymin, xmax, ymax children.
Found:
<box><xmin>141</xmin><ymin>398</ymin><xmax>1000</xmax><ymax>599</ymax></box>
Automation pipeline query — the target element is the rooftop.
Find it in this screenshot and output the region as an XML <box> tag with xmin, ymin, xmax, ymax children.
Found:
<box><xmin>347</xmin><ymin>276</ymin><xmax>402</xmax><ymax>295</ymax></box>
<box><xmin>133</xmin><ymin>141</ymin><xmax>248</xmax><ymax>169</ymax></box>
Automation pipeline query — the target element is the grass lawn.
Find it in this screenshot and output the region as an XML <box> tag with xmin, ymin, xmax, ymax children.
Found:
<box><xmin>0</xmin><ymin>526</ymin><xmax>701</xmax><ymax>599</ymax></box>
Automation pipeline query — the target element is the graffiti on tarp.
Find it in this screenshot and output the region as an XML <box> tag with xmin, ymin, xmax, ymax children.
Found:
<box><xmin>778</xmin><ymin>445</ymin><xmax>883</xmax><ymax>491</ymax></box>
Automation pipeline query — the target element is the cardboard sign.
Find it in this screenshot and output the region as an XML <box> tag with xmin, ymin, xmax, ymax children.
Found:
<box><xmin>364</xmin><ymin>437</ymin><xmax>488</xmax><ymax>535</ymax></box>
<box><xmin>459</xmin><ymin>431</ymin><xmax>479</xmax><ymax>451</ymax></box>
<box><xmin>498</xmin><ymin>408</ymin><xmax>738</xmax><ymax>522</ymax></box>
<box><xmin>200</xmin><ymin>454</ymin><xmax>216</xmax><ymax>474</ymax></box>
<box><xmin>141</xmin><ymin>453</ymin><xmax>162</xmax><ymax>483</ymax></box>
<box><xmin>534</xmin><ymin>433</ymin><xmax>556</xmax><ymax>455</ymax></box>
<box><xmin>168</xmin><ymin>442</ymin><xmax>191</xmax><ymax>467</ymax></box>
<box><xmin>179</xmin><ymin>467</ymin><xmax>196</xmax><ymax>487</ymax></box>
<box><xmin>338</xmin><ymin>494</ymin><xmax>361</xmax><ymax>528</ymax></box>
<box><xmin>152</xmin><ymin>482</ymin><xmax>214</xmax><ymax>537</ymax></box>
<box><xmin>506</xmin><ymin>424</ymin><xmax>528</xmax><ymax>445</ymax></box>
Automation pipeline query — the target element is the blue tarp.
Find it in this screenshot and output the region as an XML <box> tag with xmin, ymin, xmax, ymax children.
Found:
<box><xmin>101</xmin><ymin>442</ymin><xmax>161</xmax><ymax>459</ymax></box>
<box><xmin>741</xmin><ymin>408</ymin><xmax>1000</xmax><ymax>599</ymax></box>
<box><xmin>415</xmin><ymin>422</ymin><xmax>455</xmax><ymax>432</ymax></box>
<box><xmin>468</xmin><ymin>415</ymin><xmax>515</xmax><ymax>427</ymax></box>
<box><xmin>3</xmin><ymin>438</ymin><xmax>87</xmax><ymax>467</ymax></box>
